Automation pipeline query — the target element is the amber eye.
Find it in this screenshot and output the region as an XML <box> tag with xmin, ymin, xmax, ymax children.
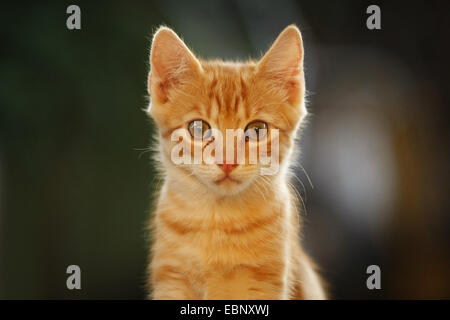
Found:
<box><xmin>188</xmin><ymin>120</ymin><xmax>211</xmax><ymax>140</ymax></box>
<box><xmin>245</xmin><ymin>121</ymin><xmax>268</xmax><ymax>141</ymax></box>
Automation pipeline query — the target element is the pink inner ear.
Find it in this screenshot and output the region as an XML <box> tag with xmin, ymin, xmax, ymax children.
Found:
<box><xmin>149</xmin><ymin>69</ymin><xmax>186</xmax><ymax>104</ymax></box>
<box><xmin>258</xmin><ymin>26</ymin><xmax>303</xmax><ymax>77</ymax></box>
<box><xmin>149</xmin><ymin>27</ymin><xmax>202</xmax><ymax>103</ymax></box>
<box><xmin>286</xmin><ymin>78</ymin><xmax>302</xmax><ymax>105</ymax></box>
<box><xmin>148</xmin><ymin>72</ymin><xmax>166</xmax><ymax>104</ymax></box>
<box><xmin>257</xmin><ymin>26</ymin><xmax>304</xmax><ymax>105</ymax></box>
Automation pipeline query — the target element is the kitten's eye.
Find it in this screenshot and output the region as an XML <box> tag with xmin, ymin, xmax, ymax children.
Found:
<box><xmin>188</xmin><ymin>120</ymin><xmax>211</xmax><ymax>140</ymax></box>
<box><xmin>245</xmin><ymin>121</ymin><xmax>268</xmax><ymax>141</ymax></box>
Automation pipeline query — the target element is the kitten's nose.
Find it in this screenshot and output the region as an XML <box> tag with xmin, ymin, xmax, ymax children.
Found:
<box><xmin>217</xmin><ymin>163</ymin><xmax>238</xmax><ymax>175</ymax></box>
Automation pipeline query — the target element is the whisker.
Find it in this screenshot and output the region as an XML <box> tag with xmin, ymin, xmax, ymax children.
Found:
<box><xmin>298</xmin><ymin>163</ymin><xmax>314</xmax><ymax>189</ymax></box>
<box><xmin>292</xmin><ymin>173</ymin><xmax>307</xmax><ymax>200</ymax></box>
<box><xmin>288</xmin><ymin>181</ymin><xmax>307</xmax><ymax>218</ymax></box>
<box><xmin>134</xmin><ymin>146</ymin><xmax>154</xmax><ymax>159</ymax></box>
<box><xmin>253</xmin><ymin>179</ymin><xmax>268</xmax><ymax>203</ymax></box>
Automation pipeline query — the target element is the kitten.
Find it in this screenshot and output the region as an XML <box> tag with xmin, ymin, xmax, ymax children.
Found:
<box><xmin>146</xmin><ymin>25</ymin><xmax>326</xmax><ymax>299</ymax></box>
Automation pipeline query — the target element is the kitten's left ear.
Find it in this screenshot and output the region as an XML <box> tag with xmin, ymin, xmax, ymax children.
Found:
<box><xmin>149</xmin><ymin>26</ymin><xmax>202</xmax><ymax>104</ymax></box>
<box><xmin>257</xmin><ymin>25</ymin><xmax>304</xmax><ymax>105</ymax></box>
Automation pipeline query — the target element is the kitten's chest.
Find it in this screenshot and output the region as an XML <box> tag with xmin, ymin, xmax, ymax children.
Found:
<box><xmin>168</xmin><ymin>200</ymin><xmax>287</xmax><ymax>264</ymax></box>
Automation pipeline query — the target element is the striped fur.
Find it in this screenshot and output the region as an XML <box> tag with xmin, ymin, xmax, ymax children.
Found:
<box><xmin>146</xmin><ymin>25</ymin><xmax>326</xmax><ymax>299</ymax></box>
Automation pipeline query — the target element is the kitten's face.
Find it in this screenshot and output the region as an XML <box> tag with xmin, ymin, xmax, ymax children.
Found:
<box><xmin>148</xmin><ymin>26</ymin><xmax>306</xmax><ymax>196</ymax></box>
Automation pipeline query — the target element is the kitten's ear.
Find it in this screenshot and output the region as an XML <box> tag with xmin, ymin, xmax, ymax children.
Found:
<box><xmin>149</xmin><ymin>26</ymin><xmax>202</xmax><ymax>104</ymax></box>
<box><xmin>257</xmin><ymin>25</ymin><xmax>304</xmax><ymax>105</ymax></box>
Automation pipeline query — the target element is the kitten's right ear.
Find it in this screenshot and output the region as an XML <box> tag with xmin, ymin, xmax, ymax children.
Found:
<box><xmin>257</xmin><ymin>25</ymin><xmax>304</xmax><ymax>106</ymax></box>
<box><xmin>149</xmin><ymin>27</ymin><xmax>202</xmax><ymax>104</ymax></box>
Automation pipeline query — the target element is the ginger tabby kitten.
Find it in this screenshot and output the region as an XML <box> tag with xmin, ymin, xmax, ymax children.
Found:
<box><xmin>146</xmin><ymin>25</ymin><xmax>326</xmax><ymax>300</ymax></box>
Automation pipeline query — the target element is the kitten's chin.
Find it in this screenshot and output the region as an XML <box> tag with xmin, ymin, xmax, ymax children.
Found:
<box><xmin>198</xmin><ymin>174</ymin><xmax>254</xmax><ymax>197</ymax></box>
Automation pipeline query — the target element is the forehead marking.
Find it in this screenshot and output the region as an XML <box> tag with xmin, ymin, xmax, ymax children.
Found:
<box><xmin>204</xmin><ymin>67</ymin><xmax>254</xmax><ymax>129</ymax></box>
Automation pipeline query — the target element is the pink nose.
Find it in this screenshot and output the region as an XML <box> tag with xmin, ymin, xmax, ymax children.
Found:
<box><xmin>217</xmin><ymin>163</ymin><xmax>238</xmax><ymax>175</ymax></box>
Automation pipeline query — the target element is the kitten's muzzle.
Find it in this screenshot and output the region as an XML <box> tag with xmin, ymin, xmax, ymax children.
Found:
<box><xmin>217</xmin><ymin>163</ymin><xmax>238</xmax><ymax>175</ymax></box>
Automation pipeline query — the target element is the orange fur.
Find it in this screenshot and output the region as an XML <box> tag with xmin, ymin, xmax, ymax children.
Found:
<box><xmin>146</xmin><ymin>25</ymin><xmax>326</xmax><ymax>299</ymax></box>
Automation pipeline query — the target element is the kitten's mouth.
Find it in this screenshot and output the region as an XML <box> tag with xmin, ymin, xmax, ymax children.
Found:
<box><xmin>214</xmin><ymin>176</ymin><xmax>240</xmax><ymax>185</ymax></box>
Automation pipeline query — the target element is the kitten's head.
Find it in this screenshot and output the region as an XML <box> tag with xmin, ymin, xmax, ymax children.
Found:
<box><xmin>147</xmin><ymin>25</ymin><xmax>307</xmax><ymax>197</ymax></box>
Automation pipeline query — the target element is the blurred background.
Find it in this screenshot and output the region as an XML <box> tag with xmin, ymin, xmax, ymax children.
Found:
<box><xmin>0</xmin><ymin>0</ymin><xmax>449</xmax><ymax>299</ymax></box>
